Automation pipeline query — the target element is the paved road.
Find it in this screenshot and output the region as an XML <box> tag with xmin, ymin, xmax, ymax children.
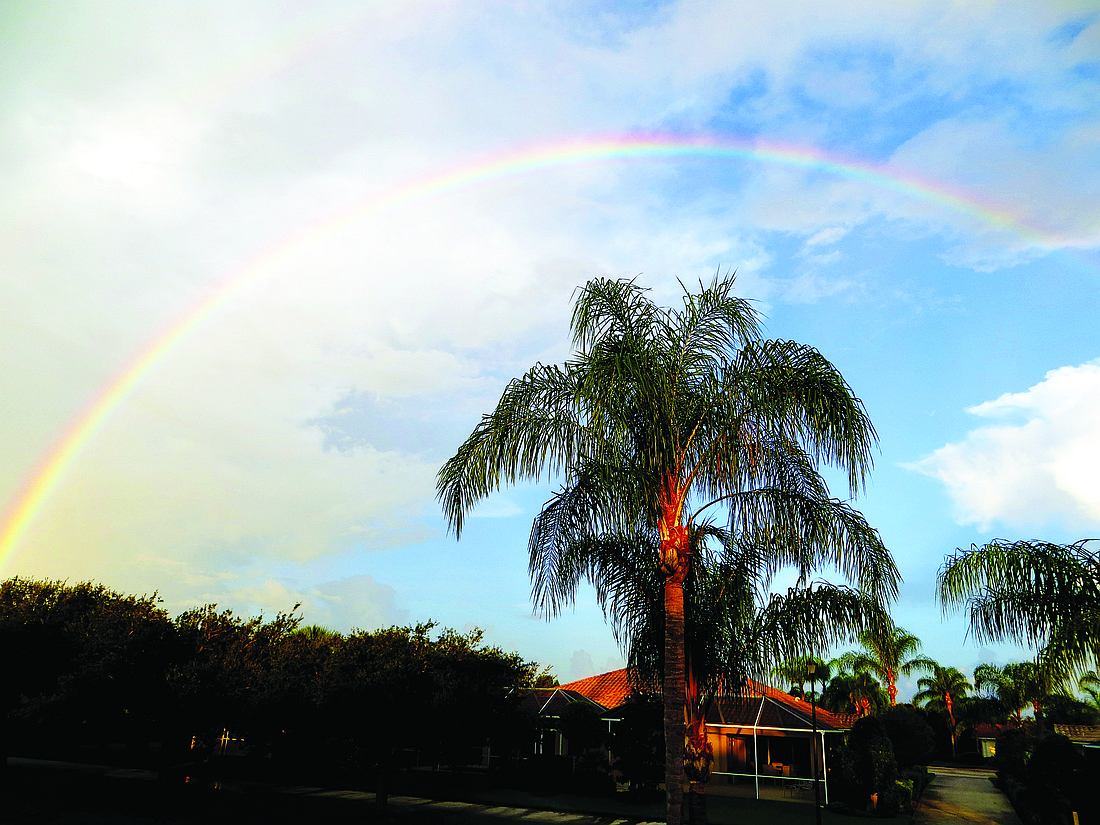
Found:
<box><xmin>914</xmin><ymin>767</ymin><xmax>1021</xmax><ymax>825</ymax></box>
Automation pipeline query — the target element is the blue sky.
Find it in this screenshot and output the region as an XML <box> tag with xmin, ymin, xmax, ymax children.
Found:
<box><xmin>2</xmin><ymin>0</ymin><xmax>1099</xmax><ymax>699</ymax></box>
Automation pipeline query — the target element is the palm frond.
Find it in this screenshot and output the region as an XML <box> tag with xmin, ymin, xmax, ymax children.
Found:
<box><xmin>938</xmin><ymin>538</ymin><xmax>1100</xmax><ymax>674</ymax></box>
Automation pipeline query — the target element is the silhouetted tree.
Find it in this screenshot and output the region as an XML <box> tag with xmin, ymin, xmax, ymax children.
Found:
<box><xmin>0</xmin><ymin>577</ymin><xmax>175</xmax><ymax>762</ymax></box>
<box><xmin>610</xmin><ymin>692</ymin><xmax>664</xmax><ymax>796</ymax></box>
<box><xmin>878</xmin><ymin>704</ymin><xmax>934</xmax><ymax>769</ymax></box>
<box><xmin>837</xmin><ymin>715</ymin><xmax>899</xmax><ymax>813</ymax></box>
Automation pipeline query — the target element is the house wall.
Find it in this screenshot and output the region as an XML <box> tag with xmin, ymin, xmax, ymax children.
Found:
<box><xmin>707</xmin><ymin>727</ymin><xmax>824</xmax><ymax>784</ymax></box>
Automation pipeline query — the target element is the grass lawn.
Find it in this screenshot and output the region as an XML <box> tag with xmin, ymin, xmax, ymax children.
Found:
<box><xmin>4</xmin><ymin>760</ymin><xmax>880</xmax><ymax>824</ymax></box>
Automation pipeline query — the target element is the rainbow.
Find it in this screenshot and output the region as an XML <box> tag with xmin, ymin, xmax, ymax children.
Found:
<box><xmin>0</xmin><ymin>133</ymin><xmax>1063</xmax><ymax>569</ymax></box>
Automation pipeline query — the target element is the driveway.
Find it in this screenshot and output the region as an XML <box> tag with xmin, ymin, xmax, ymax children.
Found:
<box><xmin>913</xmin><ymin>767</ymin><xmax>1021</xmax><ymax>825</ymax></box>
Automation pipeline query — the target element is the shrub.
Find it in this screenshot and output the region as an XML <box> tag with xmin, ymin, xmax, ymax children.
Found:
<box><xmin>1027</xmin><ymin>734</ymin><xmax>1087</xmax><ymax>823</ymax></box>
<box><xmin>993</xmin><ymin>727</ymin><xmax>1028</xmax><ymax>783</ymax></box>
<box><xmin>609</xmin><ymin>693</ymin><xmax>664</xmax><ymax>794</ymax></box>
<box><xmin>894</xmin><ymin>778</ymin><xmax>914</xmax><ymax>812</ymax></box>
<box><xmin>878</xmin><ymin>704</ymin><xmax>934</xmax><ymax>769</ymax></box>
<box><xmin>900</xmin><ymin>765</ymin><xmax>930</xmax><ymax>798</ymax></box>
<box><xmin>837</xmin><ymin>716</ymin><xmax>900</xmax><ymax>816</ymax></box>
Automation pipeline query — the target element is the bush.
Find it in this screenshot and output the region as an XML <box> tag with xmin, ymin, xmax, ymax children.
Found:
<box><xmin>1027</xmin><ymin>734</ymin><xmax>1087</xmax><ymax>823</ymax></box>
<box><xmin>878</xmin><ymin>705</ymin><xmax>934</xmax><ymax>769</ymax></box>
<box><xmin>900</xmin><ymin>765</ymin><xmax>931</xmax><ymax>798</ymax></box>
<box><xmin>994</xmin><ymin>727</ymin><xmax>1029</xmax><ymax>783</ymax></box>
<box><xmin>609</xmin><ymin>693</ymin><xmax>664</xmax><ymax>794</ymax></box>
<box><xmin>894</xmin><ymin>778</ymin><xmax>914</xmax><ymax>812</ymax></box>
<box><xmin>837</xmin><ymin>716</ymin><xmax>901</xmax><ymax>816</ymax></box>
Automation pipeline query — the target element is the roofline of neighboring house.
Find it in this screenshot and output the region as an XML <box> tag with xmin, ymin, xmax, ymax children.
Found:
<box><xmin>552</xmin><ymin>669</ymin><xmax>856</xmax><ymax>731</ymax></box>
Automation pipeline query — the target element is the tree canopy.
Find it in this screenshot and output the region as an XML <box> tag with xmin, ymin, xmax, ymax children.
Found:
<box><xmin>438</xmin><ymin>274</ymin><xmax>890</xmax><ymax>825</ymax></box>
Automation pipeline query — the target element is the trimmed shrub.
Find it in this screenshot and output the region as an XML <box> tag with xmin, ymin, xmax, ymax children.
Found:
<box><xmin>879</xmin><ymin>705</ymin><xmax>934</xmax><ymax>769</ymax></box>
<box><xmin>993</xmin><ymin>727</ymin><xmax>1028</xmax><ymax>783</ymax></box>
<box><xmin>837</xmin><ymin>716</ymin><xmax>901</xmax><ymax>816</ymax></box>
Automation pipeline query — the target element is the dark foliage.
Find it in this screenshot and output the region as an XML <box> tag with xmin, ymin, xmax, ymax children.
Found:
<box><xmin>957</xmin><ymin>695</ymin><xmax>1011</xmax><ymax>727</ymax></box>
<box><xmin>1</xmin><ymin>576</ymin><xmax>537</xmax><ymax>796</ymax></box>
<box><xmin>557</xmin><ymin>699</ymin><xmax>607</xmax><ymax>758</ymax></box>
<box><xmin>1043</xmin><ymin>694</ymin><xmax>1100</xmax><ymax>725</ymax></box>
<box><xmin>609</xmin><ymin>692</ymin><xmax>665</xmax><ymax>796</ymax></box>
<box><xmin>877</xmin><ymin>704</ymin><xmax>934</xmax><ymax>769</ymax></box>
<box><xmin>1</xmin><ymin>577</ymin><xmax>176</xmax><ymax>760</ymax></box>
<box><xmin>1026</xmin><ymin>734</ymin><xmax>1091</xmax><ymax>825</ymax></box>
<box><xmin>993</xmin><ymin>726</ymin><xmax>1029</xmax><ymax>783</ymax></box>
<box><xmin>836</xmin><ymin>715</ymin><xmax>901</xmax><ymax>816</ymax></box>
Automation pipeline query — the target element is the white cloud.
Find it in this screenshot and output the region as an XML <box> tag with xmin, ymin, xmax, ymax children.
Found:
<box><xmin>889</xmin><ymin>115</ymin><xmax>1100</xmax><ymax>263</ymax></box>
<box><xmin>910</xmin><ymin>360</ymin><xmax>1100</xmax><ymax>530</ymax></box>
<box><xmin>569</xmin><ymin>649</ymin><xmax>596</xmax><ymax>682</ymax></box>
<box><xmin>805</xmin><ymin>227</ymin><xmax>849</xmax><ymax>247</ymax></box>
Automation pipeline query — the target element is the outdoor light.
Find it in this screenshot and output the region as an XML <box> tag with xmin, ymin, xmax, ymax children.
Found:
<box><xmin>808</xmin><ymin>661</ymin><xmax>822</xmax><ymax>825</ymax></box>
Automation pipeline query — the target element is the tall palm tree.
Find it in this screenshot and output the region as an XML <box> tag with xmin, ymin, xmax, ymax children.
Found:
<box><xmin>438</xmin><ymin>275</ymin><xmax>885</xmax><ymax>825</ymax></box>
<box><xmin>938</xmin><ymin>539</ymin><xmax>1100</xmax><ymax>677</ymax></box>
<box><xmin>838</xmin><ymin>623</ymin><xmax>934</xmax><ymax>705</ymax></box>
<box><xmin>913</xmin><ymin>663</ymin><xmax>971</xmax><ymax>756</ymax></box>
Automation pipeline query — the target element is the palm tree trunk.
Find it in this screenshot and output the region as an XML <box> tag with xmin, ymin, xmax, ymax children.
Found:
<box><xmin>685</xmin><ymin>715</ymin><xmax>713</xmax><ymax>825</ymax></box>
<box><xmin>664</xmin><ymin>573</ymin><xmax>686</xmax><ymax>825</ymax></box>
<box><xmin>946</xmin><ymin>693</ymin><xmax>956</xmax><ymax>759</ymax></box>
<box><xmin>688</xmin><ymin>782</ymin><xmax>708</xmax><ymax>824</ymax></box>
<box><xmin>1033</xmin><ymin>701</ymin><xmax>1045</xmax><ymax>737</ymax></box>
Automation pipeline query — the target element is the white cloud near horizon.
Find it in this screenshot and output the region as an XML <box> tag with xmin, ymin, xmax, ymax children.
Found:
<box><xmin>911</xmin><ymin>360</ymin><xmax>1100</xmax><ymax>531</ymax></box>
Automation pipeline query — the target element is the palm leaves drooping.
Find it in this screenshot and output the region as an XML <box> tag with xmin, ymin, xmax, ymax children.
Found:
<box><xmin>1079</xmin><ymin>671</ymin><xmax>1100</xmax><ymax>711</ymax></box>
<box><xmin>838</xmin><ymin>622</ymin><xmax>933</xmax><ymax>705</ymax></box>
<box><xmin>571</xmin><ymin>525</ymin><xmax>893</xmax><ymax>824</ymax></box>
<box><xmin>938</xmin><ymin>539</ymin><xmax>1100</xmax><ymax>677</ymax></box>
<box><xmin>437</xmin><ymin>274</ymin><xmax>886</xmax><ymax>825</ymax></box>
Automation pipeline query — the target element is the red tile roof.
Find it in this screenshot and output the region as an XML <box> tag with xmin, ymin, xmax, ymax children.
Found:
<box><xmin>554</xmin><ymin>669</ymin><xmax>855</xmax><ymax>730</ymax></box>
<box><xmin>1055</xmin><ymin>724</ymin><xmax>1100</xmax><ymax>744</ymax></box>
<box><xmin>557</xmin><ymin>669</ymin><xmax>634</xmax><ymax>711</ymax></box>
<box><xmin>972</xmin><ymin>723</ymin><xmax>1019</xmax><ymax>740</ymax></box>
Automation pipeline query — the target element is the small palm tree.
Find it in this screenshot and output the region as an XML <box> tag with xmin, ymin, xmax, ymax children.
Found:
<box><xmin>913</xmin><ymin>663</ymin><xmax>971</xmax><ymax>756</ymax></box>
<box><xmin>839</xmin><ymin>622</ymin><xmax>934</xmax><ymax>705</ymax></box>
<box><xmin>976</xmin><ymin>659</ymin><xmax>1076</xmax><ymax>733</ymax></box>
<box><xmin>775</xmin><ymin>655</ymin><xmax>828</xmax><ymax>699</ymax></box>
<box><xmin>819</xmin><ymin>664</ymin><xmax>887</xmax><ymax>716</ymax></box>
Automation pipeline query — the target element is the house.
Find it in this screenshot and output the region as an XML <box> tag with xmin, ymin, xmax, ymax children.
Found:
<box><xmin>972</xmin><ymin>722</ymin><xmax>1018</xmax><ymax>759</ymax></box>
<box><xmin>516</xmin><ymin>683</ymin><xmax>614</xmax><ymax>756</ymax></box>
<box><xmin>535</xmin><ymin>669</ymin><xmax>855</xmax><ymax>801</ymax></box>
<box><xmin>1054</xmin><ymin>724</ymin><xmax>1100</xmax><ymax>768</ymax></box>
